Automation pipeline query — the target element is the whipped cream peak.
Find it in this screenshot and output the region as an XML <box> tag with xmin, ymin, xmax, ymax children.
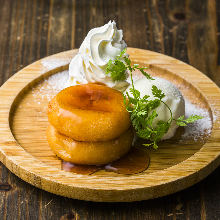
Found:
<box><xmin>69</xmin><ymin>21</ymin><xmax>129</xmax><ymax>90</ymax></box>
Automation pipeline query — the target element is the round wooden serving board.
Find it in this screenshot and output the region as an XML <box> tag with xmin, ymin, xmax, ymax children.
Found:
<box><xmin>0</xmin><ymin>48</ymin><xmax>220</xmax><ymax>202</ymax></box>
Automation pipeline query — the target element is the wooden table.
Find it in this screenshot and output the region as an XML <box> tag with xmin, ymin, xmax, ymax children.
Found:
<box><xmin>0</xmin><ymin>0</ymin><xmax>219</xmax><ymax>219</ymax></box>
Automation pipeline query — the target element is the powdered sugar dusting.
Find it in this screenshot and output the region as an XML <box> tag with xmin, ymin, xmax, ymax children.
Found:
<box><xmin>45</xmin><ymin>70</ymin><xmax>70</xmax><ymax>92</ymax></box>
<box><xmin>32</xmin><ymin>70</ymin><xmax>70</xmax><ymax>104</ymax></box>
<box><xmin>180</xmin><ymin>99</ymin><xmax>213</xmax><ymax>142</ymax></box>
<box><xmin>41</xmin><ymin>58</ymin><xmax>71</xmax><ymax>71</ymax></box>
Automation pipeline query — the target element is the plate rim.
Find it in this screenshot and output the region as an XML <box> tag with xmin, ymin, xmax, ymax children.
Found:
<box><xmin>0</xmin><ymin>48</ymin><xmax>220</xmax><ymax>202</ymax></box>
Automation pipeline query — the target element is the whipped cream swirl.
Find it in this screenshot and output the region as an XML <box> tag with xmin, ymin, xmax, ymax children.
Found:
<box><xmin>69</xmin><ymin>21</ymin><xmax>129</xmax><ymax>90</ymax></box>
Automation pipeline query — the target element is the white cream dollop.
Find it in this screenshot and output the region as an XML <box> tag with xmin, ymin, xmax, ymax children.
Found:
<box><xmin>69</xmin><ymin>21</ymin><xmax>129</xmax><ymax>90</ymax></box>
<box><xmin>126</xmin><ymin>77</ymin><xmax>185</xmax><ymax>140</ymax></box>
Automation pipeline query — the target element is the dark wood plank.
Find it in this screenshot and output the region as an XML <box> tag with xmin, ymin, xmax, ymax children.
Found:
<box><xmin>187</xmin><ymin>0</ymin><xmax>219</xmax><ymax>86</ymax></box>
<box><xmin>0</xmin><ymin>0</ymin><xmax>220</xmax><ymax>219</ymax></box>
<box><xmin>46</xmin><ymin>0</ymin><xmax>75</xmax><ymax>55</ymax></box>
<box><xmin>0</xmin><ymin>0</ymin><xmax>12</xmax><ymax>85</ymax></box>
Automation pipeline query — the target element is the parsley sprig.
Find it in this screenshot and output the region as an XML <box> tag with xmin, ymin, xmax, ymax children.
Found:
<box><xmin>106</xmin><ymin>50</ymin><xmax>153</xmax><ymax>82</ymax></box>
<box><xmin>106</xmin><ymin>49</ymin><xmax>203</xmax><ymax>149</ymax></box>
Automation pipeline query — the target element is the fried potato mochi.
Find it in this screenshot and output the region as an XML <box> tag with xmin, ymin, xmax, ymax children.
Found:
<box><xmin>47</xmin><ymin>125</ymin><xmax>133</xmax><ymax>165</ymax></box>
<box><xmin>48</xmin><ymin>84</ymin><xmax>131</xmax><ymax>141</ymax></box>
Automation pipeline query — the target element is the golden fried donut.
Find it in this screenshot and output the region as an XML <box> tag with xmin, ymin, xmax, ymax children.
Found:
<box><xmin>47</xmin><ymin>125</ymin><xmax>134</xmax><ymax>165</ymax></box>
<box><xmin>48</xmin><ymin>84</ymin><xmax>131</xmax><ymax>141</ymax></box>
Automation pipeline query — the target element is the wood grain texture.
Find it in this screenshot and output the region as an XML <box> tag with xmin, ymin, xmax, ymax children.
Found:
<box><xmin>0</xmin><ymin>0</ymin><xmax>220</xmax><ymax>219</ymax></box>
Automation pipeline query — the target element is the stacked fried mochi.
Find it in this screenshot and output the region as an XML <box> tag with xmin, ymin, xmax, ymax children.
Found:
<box><xmin>47</xmin><ymin>83</ymin><xmax>133</xmax><ymax>165</ymax></box>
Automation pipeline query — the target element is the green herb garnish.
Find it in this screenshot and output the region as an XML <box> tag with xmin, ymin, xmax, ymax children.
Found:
<box><xmin>106</xmin><ymin>50</ymin><xmax>127</xmax><ymax>81</ymax></box>
<box><xmin>106</xmin><ymin>49</ymin><xmax>203</xmax><ymax>149</ymax></box>
<box><xmin>175</xmin><ymin>115</ymin><xmax>203</xmax><ymax>126</ymax></box>
<box><xmin>106</xmin><ymin>49</ymin><xmax>153</xmax><ymax>82</ymax></box>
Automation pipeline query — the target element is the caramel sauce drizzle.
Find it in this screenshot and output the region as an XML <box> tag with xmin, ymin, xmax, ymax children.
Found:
<box><xmin>62</xmin><ymin>147</ymin><xmax>150</xmax><ymax>175</ymax></box>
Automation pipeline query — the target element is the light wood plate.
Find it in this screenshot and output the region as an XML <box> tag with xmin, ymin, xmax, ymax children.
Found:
<box><xmin>0</xmin><ymin>48</ymin><xmax>220</xmax><ymax>202</ymax></box>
